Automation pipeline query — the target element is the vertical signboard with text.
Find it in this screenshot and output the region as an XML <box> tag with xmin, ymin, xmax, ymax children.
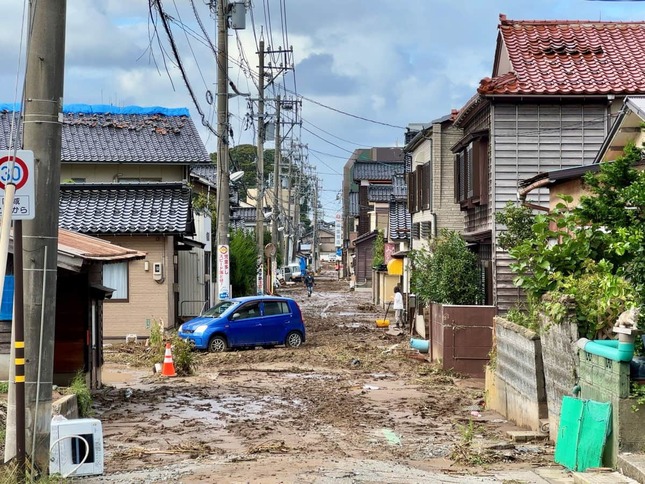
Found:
<box><xmin>217</xmin><ymin>245</ymin><xmax>230</xmax><ymax>300</ymax></box>
<box><xmin>334</xmin><ymin>212</ymin><xmax>342</xmax><ymax>247</ymax></box>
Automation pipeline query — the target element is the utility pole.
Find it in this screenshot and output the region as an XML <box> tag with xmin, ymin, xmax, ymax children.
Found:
<box><xmin>272</xmin><ymin>96</ymin><xmax>281</xmax><ymax>257</ymax></box>
<box><xmin>285</xmin><ymin>144</ymin><xmax>295</xmax><ymax>262</ymax></box>
<box><xmin>312</xmin><ymin>176</ymin><xmax>319</xmax><ymax>273</ymax></box>
<box><xmin>256</xmin><ymin>40</ymin><xmax>265</xmax><ymax>295</ymax></box>
<box><xmin>19</xmin><ymin>0</ymin><xmax>66</xmax><ymax>473</ymax></box>
<box><xmin>216</xmin><ymin>0</ymin><xmax>231</xmax><ymax>301</ymax></box>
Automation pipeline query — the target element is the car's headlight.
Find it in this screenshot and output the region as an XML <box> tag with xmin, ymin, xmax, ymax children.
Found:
<box><xmin>194</xmin><ymin>324</ymin><xmax>209</xmax><ymax>334</ymax></box>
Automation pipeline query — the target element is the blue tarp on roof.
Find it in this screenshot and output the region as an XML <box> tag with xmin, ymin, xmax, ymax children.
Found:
<box><xmin>0</xmin><ymin>103</ymin><xmax>190</xmax><ymax>117</ymax></box>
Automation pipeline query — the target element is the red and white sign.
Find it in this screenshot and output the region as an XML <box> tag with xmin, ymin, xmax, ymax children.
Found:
<box><xmin>0</xmin><ymin>150</ymin><xmax>35</xmax><ymax>220</ymax></box>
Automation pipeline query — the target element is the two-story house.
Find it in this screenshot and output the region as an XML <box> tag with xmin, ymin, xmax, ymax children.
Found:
<box><xmin>0</xmin><ymin>104</ymin><xmax>213</xmax><ymax>339</ymax></box>
<box><xmin>343</xmin><ymin>148</ymin><xmax>404</xmax><ymax>284</ymax></box>
<box><xmin>405</xmin><ymin>113</ymin><xmax>463</xmax><ymax>251</ymax></box>
<box><xmin>451</xmin><ymin>14</ymin><xmax>645</xmax><ymax>311</ymax></box>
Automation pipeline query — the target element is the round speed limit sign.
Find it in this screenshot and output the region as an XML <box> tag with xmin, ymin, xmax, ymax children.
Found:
<box><xmin>0</xmin><ymin>155</ymin><xmax>30</xmax><ymax>190</ymax></box>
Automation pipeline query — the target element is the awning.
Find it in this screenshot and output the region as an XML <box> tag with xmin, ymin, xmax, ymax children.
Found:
<box><xmin>387</xmin><ymin>258</ymin><xmax>403</xmax><ymax>276</ymax></box>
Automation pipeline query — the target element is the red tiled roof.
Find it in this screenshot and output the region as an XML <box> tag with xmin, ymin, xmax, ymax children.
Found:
<box><xmin>479</xmin><ymin>14</ymin><xmax>645</xmax><ymax>95</ymax></box>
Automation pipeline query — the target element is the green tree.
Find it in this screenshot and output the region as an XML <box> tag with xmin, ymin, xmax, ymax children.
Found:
<box><xmin>230</xmin><ymin>229</ymin><xmax>257</xmax><ymax>296</ymax></box>
<box><xmin>505</xmin><ymin>143</ymin><xmax>644</xmax><ymax>333</ymax></box>
<box><xmin>372</xmin><ymin>230</ymin><xmax>385</xmax><ymax>268</ymax></box>
<box><xmin>410</xmin><ymin>229</ymin><xmax>481</xmax><ymax>305</ymax></box>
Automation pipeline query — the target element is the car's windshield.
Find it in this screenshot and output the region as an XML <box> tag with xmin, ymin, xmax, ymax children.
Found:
<box><xmin>202</xmin><ymin>301</ymin><xmax>236</xmax><ymax>317</ymax></box>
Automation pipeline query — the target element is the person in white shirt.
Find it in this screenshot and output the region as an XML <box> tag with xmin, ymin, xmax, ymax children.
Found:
<box><xmin>393</xmin><ymin>286</ymin><xmax>404</xmax><ymax>329</ymax></box>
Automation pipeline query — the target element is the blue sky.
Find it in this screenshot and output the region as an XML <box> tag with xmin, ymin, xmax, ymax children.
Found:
<box><xmin>1</xmin><ymin>0</ymin><xmax>644</xmax><ymax>219</ymax></box>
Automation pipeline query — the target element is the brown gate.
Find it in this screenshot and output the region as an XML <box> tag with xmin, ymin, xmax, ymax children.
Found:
<box><xmin>430</xmin><ymin>303</ymin><xmax>496</xmax><ymax>378</ymax></box>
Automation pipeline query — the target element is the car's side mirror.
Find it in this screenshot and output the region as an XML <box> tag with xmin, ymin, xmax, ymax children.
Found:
<box><xmin>231</xmin><ymin>313</ymin><xmax>240</xmax><ymax>321</ymax></box>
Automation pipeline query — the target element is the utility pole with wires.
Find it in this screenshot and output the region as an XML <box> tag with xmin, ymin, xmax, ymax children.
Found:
<box><xmin>4</xmin><ymin>0</ymin><xmax>67</xmax><ymax>475</ymax></box>
<box><xmin>256</xmin><ymin>39</ymin><xmax>265</xmax><ymax>295</ymax></box>
<box><xmin>271</xmin><ymin>95</ymin><xmax>281</xmax><ymax>260</ymax></box>
<box><xmin>215</xmin><ymin>0</ymin><xmax>231</xmax><ymax>301</ymax></box>
<box><xmin>255</xmin><ymin>42</ymin><xmax>293</xmax><ymax>291</ymax></box>
<box><xmin>215</xmin><ymin>0</ymin><xmax>246</xmax><ymax>301</ymax></box>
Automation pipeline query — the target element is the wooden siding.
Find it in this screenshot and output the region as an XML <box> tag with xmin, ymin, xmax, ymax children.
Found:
<box><xmin>100</xmin><ymin>235</ymin><xmax>174</xmax><ymax>339</ymax></box>
<box><xmin>491</xmin><ymin>102</ymin><xmax>609</xmax><ymax>312</ymax></box>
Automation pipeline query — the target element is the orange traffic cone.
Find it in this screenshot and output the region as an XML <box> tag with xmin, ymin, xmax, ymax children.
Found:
<box><xmin>161</xmin><ymin>342</ymin><xmax>177</xmax><ymax>377</ymax></box>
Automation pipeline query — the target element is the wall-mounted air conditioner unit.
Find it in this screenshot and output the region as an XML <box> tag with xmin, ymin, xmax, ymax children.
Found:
<box><xmin>50</xmin><ymin>417</ymin><xmax>104</xmax><ymax>477</ymax></box>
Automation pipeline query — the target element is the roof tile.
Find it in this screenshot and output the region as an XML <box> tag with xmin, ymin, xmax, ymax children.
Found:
<box><xmin>59</xmin><ymin>183</ymin><xmax>193</xmax><ymax>235</ymax></box>
<box><xmin>0</xmin><ymin>105</ymin><xmax>210</xmax><ymax>164</ymax></box>
<box><xmin>480</xmin><ymin>17</ymin><xmax>645</xmax><ymax>95</ymax></box>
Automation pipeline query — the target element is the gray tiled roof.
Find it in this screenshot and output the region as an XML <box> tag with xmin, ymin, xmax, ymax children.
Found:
<box><xmin>389</xmin><ymin>200</ymin><xmax>411</xmax><ymax>241</ymax></box>
<box><xmin>353</xmin><ymin>162</ymin><xmax>403</xmax><ymax>181</ymax></box>
<box><xmin>231</xmin><ymin>206</ymin><xmax>257</xmax><ymax>223</ymax></box>
<box><xmin>59</xmin><ymin>183</ymin><xmax>194</xmax><ymax>235</ymax></box>
<box><xmin>348</xmin><ymin>192</ymin><xmax>359</xmax><ymax>217</ymax></box>
<box><xmin>0</xmin><ymin>105</ymin><xmax>210</xmax><ymax>164</ymax></box>
<box><xmin>392</xmin><ymin>174</ymin><xmax>408</xmax><ymax>200</ymax></box>
<box><xmin>368</xmin><ymin>185</ymin><xmax>393</xmax><ymax>202</ymax></box>
<box><xmin>190</xmin><ymin>164</ymin><xmax>217</xmax><ymax>187</ymax></box>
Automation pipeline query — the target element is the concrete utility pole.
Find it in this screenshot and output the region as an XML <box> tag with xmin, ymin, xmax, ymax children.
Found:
<box><xmin>256</xmin><ymin>39</ymin><xmax>265</xmax><ymax>295</ymax></box>
<box><xmin>312</xmin><ymin>176</ymin><xmax>319</xmax><ymax>272</ymax></box>
<box><xmin>216</xmin><ymin>0</ymin><xmax>231</xmax><ymax>301</ymax></box>
<box><xmin>21</xmin><ymin>0</ymin><xmax>66</xmax><ymax>472</ymax></box>
<box><xmin>271</xmin><ymin>95</ymin><xmax>281</xmax><ymax>258</ymax></box>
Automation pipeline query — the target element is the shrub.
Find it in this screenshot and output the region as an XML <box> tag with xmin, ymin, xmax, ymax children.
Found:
<box><xmin>64</xmin><ymin>372</ymin><xmax>93</xmax><ymax>418</ymax></box>
<box><xmin>149</xmin><ymin>319</ymin><xmax>198</xmax><ymax>376</ymax></box>
<box><xmin>410</xmin><ymin>229</ymin><xmax>481</xmax><ymax>305</ymax></box>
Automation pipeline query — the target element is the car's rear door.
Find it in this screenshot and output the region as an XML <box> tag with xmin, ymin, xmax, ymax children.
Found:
<box><xmin>261</xmin><ymin>300</ymin><xmax>291</xmax><ymax>344</ymax></box>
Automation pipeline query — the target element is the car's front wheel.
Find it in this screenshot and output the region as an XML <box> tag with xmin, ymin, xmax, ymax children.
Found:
<box><xmin>208</xmin><ymin>335</ymin><xmax>228</xmax><ymax>353</ymax></box>
<box><xmin>285</xmin><ymin>331</ymin><xmax>303</xmax><ymax>348</ymax></box>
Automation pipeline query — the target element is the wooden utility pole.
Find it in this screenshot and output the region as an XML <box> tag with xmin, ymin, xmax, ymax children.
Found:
<box><xmin>256</xmin><ymin>40</ymin><xmax>265</xmax><ymax>294</ymax></box>
<box><xmin>21</xmin><ymin>0</ymin><xmax>66</xmax><ymax>472</ymax></box>
<box><xmin>216</xmin><ymin>0</ymin><xmax>231</xmax><ymax>301</ymax></box>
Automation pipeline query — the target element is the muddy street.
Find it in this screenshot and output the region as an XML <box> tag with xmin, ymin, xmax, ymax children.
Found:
<box><xmin>87</xmin><ymin>267</ymin><xmax>564</xmax><ymax>483</ymax></box>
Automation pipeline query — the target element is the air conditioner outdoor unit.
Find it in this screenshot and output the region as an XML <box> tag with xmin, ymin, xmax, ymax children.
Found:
<box><xmin>50</xmin><ymin>417</ymin><xmax>104</xmax><ymax>477</ymax></box>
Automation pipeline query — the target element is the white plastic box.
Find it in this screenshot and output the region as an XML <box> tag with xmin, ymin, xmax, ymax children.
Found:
<box><xmin>50</xmin><ymin>417</ymin><xmax>104</xmax><ymax>477</ymax></box>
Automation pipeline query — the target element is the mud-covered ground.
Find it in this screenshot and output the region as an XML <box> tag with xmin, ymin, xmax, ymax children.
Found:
<box><xmin>79</xmin><ymin>266</ymin><xmax>569</xmax><ymax>483</ymax></box>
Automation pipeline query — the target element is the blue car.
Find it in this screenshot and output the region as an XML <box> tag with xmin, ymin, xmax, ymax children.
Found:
<box><xmin>178</xmin><ymin>296</ymin><xmax>306</xmax><ymax>353</ymax></box>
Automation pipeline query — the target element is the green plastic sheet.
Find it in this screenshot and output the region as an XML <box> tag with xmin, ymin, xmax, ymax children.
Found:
<box><xmin>554</xmin><ymin>396</ymin><xmax>612</xmax><ymax>471</ymax></box>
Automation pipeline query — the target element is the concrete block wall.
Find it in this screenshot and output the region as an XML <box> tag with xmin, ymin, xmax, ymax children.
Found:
<box><xmin>578</xmin><ymin>350</ymin><xmax>645</xmax><ymax>467</ymax></box>
<box><xmin>486</xmin><ymin>317</ymin><xmax>547</xmax><ymax>430</ymax></box>
<box><xmin>540</xmin><ymin>320</ymin><xmax>579</xmax><ymax>441</ymax></box>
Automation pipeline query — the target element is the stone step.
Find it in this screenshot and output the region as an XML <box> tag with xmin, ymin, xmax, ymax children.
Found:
<box><xmin>617</xmin><ymin>453</ymin><xmax>645</xmax><ymax>483</ymax></box>
<box><xmin>572</xmin><ymin>470</ymin><xmax>638</xmax><ymax>484</ymax></box>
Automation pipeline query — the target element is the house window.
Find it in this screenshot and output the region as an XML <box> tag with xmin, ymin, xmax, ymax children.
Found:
<box><xmin>407</xmin><ymin>162</ymin><xmax>432</xmax><ymax>214</ymax></box>
<box><xmin>454</xmin><ymin>135</ymin><xmax>489</xmax><ymax>207</ymax></box>
<box><xmin>103</xmin><ymin>262</ymin><xmax>129</xmax><ymax>301</ymax></box>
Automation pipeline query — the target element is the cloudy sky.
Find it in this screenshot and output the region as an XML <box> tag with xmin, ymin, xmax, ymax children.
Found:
<box><xmin>1</xmin><ymin>0</ymin><xmax>645</xmax><ymax>219</ymax></box>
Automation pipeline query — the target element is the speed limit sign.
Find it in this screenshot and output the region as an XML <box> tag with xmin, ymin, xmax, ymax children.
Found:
<box><xmin>0</xmin><ymin>150</ymin><xmax>35</xmax><ymax>220</ymax></box>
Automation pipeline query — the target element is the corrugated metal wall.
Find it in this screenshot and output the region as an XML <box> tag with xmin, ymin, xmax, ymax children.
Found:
<box><xmin>492</xmin><ymin>102</ymin><xmax>609</xmax><ymax>312</ymax></box>
<box><xmin>178</xmin><ymin>249</ymin><xmax>207</xmax><ymax>318</ymax></box>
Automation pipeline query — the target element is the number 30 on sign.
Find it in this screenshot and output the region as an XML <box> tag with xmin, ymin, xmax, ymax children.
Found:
<box><xmin>0</xmin><ymin>150</ymin><xmax>35</xmax><ymax>220</ymax></box>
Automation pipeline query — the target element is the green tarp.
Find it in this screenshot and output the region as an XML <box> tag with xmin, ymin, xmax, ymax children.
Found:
<box><xmin>554</xmin><ymin>396</ymin><xmax>612</xmax><ymax>471</ymax></box>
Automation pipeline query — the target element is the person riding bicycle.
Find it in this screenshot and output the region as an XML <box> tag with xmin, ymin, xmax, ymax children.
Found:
<box><xmin>304</xmin><ymin>271</ymin><xmax>315</xmax><ymax>297</ymax></box>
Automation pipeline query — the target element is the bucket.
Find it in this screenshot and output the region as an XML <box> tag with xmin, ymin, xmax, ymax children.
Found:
<box><xmin>410</xmin><ymin>338</ymin><xmax>429</xmax><ymax>353</ymax></box>
<box><xmin>376</xmin><ymin>319</ymin><xmax>390</xmax><ymax>328</ymax></box>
